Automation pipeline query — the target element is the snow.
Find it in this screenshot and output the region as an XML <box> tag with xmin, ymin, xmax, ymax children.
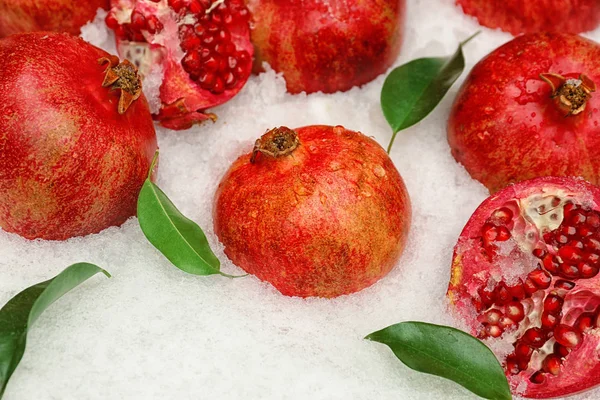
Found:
<box><xmin>2</xmin><ymin>0</ymin><xmax>600</xmax><ymax>399</ymax></box>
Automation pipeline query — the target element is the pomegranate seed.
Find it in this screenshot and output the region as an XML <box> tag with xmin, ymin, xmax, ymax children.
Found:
<box><xmin>224</xmin><ymin>71</ymin><xmax>237</xmax><ymax>87</ymax></box>
<box><xmin>554</xmin><ymin>279</ymin><xmax>575</xmax><ymax>290</ymax></box>
<box><xmin>105</xmin><ymin>12</ymin><xmax>120</xmax><ymax>29</ymax></box>
<box><xmin>523</xmin><ymin>278</ymin><xmax>538</xmax><ymax>295</ymax></box>
<box><xmin>533</xmin><ymin>248</ymin><xmax>547</xmax><ymax>258</ymax></box>
<box><xmin>478</xmin><ymin>285</ymin><xmax>496</xmax><ymax>307</ymax></box>
<box><xmin>188</xmin><ymin>0</ymin><xmax>206</xmax><ymax>14</ymax></box>
<box><xmin>508</xmin><ymin>281</ymin><xmax>526</xmax><ymax>300</ymax></box>
<box><xmin>485</xmin><ymin>325</ymin><xmax>503</xmax><ymax>338</ymax></box>
<box><xmin>528</xmin><ymin>269</ymin><xmax>551</xmax><ymax>289</ymax></box>
<box><xmin>179</xmin><ymin>26</ymin><xmax>202</xmax><ymax>51</ymax></box>
<box><xmin>217</xmin><ymin>29</ymin><xmax>231</xmax><ymax>43</ymax></box>
<box><xmin>505</xmin><ymin>355</ymin><xmax>521</xmax><ymax>375</ymax></box>
<box><xmin>482</xmin><ymin>223</ymin><xmax>498</xmax><ymax>242</ymax></box>
<box><xmin>542</xmin><ymin>254</ymin><xmax>560</xmax><ymax>274</ymax></box>
<box><xmin>585</xmin><ymin>237</ymin><xmax>600</xmax><ymax>252</ymax></box>
<box><xmin>212</xmin><ymin>76</ymin><xmax>225</xmax><ymax>94</ymax></box>
<box><xmin>238</xmin><ymin>50</ymin><xmax>251</xmax><ymax>65</ymax></box>
<box><xmin>496</xmin><ymin>226</ymin><xmax>510</xmax><ymax>241</ymax></box>
<box><xmin>585</xmin><ymin>252</ymin><xmax>600</xmax><ymax>264</ymax></box>
<box><xmin>494</xmin><ymin>283</ymin><xmax>511</xmax><ymax>305</ymax></box>
<box><xmin>563</xmin><ymin>202</ymin><xmax>577</xmax><ymax>216</ymax></box>
<box><xmin>561</xmin><ymin>225</ymin><xmax>577</xmax><ymax>236</ymax></box>
<box><xmin>168</xmin><ymin>0</ymin><xmax>185</xmax><ymax>13</ymax></box>
<box><xmin>558</xmin><ymin>246</ymin><xmax>582</xmax><ymax>262</ymax></box>
<box><xmin>523</xmin><ymin>327</ymin><xmax>547</xmax><ymax>348</ymax></box>
<box><xmin>505</xmin><ymin>301</ymin><xmax>525</xmax><ymax>322</ymax></box>
<box><xmin>554</xmin><ymin>324</ymin><xmax>583</xmax><ymax>348</ymax></box>
<box><xmin>530</xmin><ymin>371</ymin><xmax>545</xmax><ymax>384</ymax></box>
<box><xmin>515</xmin><ymin>342</ymin><xmax>533</xmax><ymax>359</ymax></box>
<box><xmin>587</xmin><ymin>213</ymin><xmax>600</xmax><ymax>227</ymax></box>
<box><xmin>203</xmin><ymin>35</ymin><xmax>216</xmax><ymax>46</ymax></box>
<box><xmin>580</xmin><ymin>262</ymin><xmax>599</xmax><ymax>278</ymax></box>
<box><xmin>559</xmin><ymin>263</ymin><xmax>580</xmax><ymax>279</ymax></box>
<box><xmin>146</xmin><ymin>15</ymin><xmax>163</xmax><ymax>34</ymax></box>
<box><xmin>543</xmin><ymin>294</ymin><xmax>564</xmax><ymax>313</ymax></box>
<box><xmin>571</xmin><ymin>211</ymin><xmax>587</xmax><ymax>225</ymax></box>
<box><xmin>182</xmin><ymin>51</ymin><xmax>202</xmax><ymax>74</ymax></box>
<box><xmin>578</xmin><ymin>225</ymin><xmax>594</xmax><ymax>237</ymax></box>
<box><xmin>554</xmin><ymin>342</ymin><xmax>570</xmax><ymax>358</ymax></box>
<box><xmin>490</xmin><ymin>207</ymin><xmax>513</xmax><ymax>225</ymax></box>
<box><xmin>541</xmin><ymin>311</ymin><xmax>560</xmax><ymax>330</ymax></box>
<box><xmin>130</xmin><ymin>10</ymin><xmax>147</xmax><ymax>31</ymax></box>
<box><xmin>575</xmin><ymin>313</ymin><xmax>594</xmax><ymax>332</ymax></box>
<box><xmin>204</xmin><ymin>56</ymin><xmax>220</xmax><ymax>71</ymax></box>
<box><xmin>499</xmin><ymin>316</ymin><xmax>516</xmax><ymax>329</ymax></box>
<box><xmin>198</xmin><ymin>70</ymin><xmax>216</xmax><ymax>89</ymax></box>
<box><xmin>557</xmin><ymin>234</ymin><xmax>569</xmax><ymax>244</ymax></box>
<box><xmin>568</xmin><ymin>240</ymin><xmax>584</xmax><ymax>249</ymax></box>
<box><xmin>542</xmin><ymin>354</ymin><xmax>561</xmax><ymax>375</ymax></box>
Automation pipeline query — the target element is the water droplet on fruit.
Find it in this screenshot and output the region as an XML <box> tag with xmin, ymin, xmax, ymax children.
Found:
<box><xmin>373</xmin><ymin>165</ymin><xmax>386</xmax><ymax>178</ymax></box>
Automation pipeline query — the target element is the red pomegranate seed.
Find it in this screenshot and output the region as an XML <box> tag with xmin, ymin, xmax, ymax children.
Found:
<box><xmin>554</xmin><ymin>324</ymin><xmax>583</xmax><ymax>348</ymax></box>
<box><xmin>486</xmin><ymin>325</ymin><xmax>503</xmax><ymax>338</ymax></box>
<box><xmin>505</xmin><ymin>301</ymin><xmax>525</xmax><ymax>322</ymax></box>
<box><xmin>495</xmin><ymin>283</ymin><xmax>511</xmax><ymax>305</ymax></box>
<box><xmin>182</xmin><ymin>51</ymin><xmax>202</xmax><ymax>74</ymax></box>
<box><xmin>580</xmin><ymin>262</ymin><xmax>599</xmax><ymax>278</ymax></box>
<box><xmin>533</xmin><ymin>248</ymin><xmax>547</xmax><ymax>259</ymax></box>
<box><xmin>198</xmin><ymin>70</ymin><xmax>216</xmax><ymax>89</ymax></box>
<box><xmin>478</xmin><ymin>285</ymin><xmax>496</xmax><ymax>307</ymax></box>
<box><xmin>522</xmin><ymin>327</ymin><xmax>547</xmax><ymax>348</ymax></box>
<box><xmin>568</xmin><ymin>240</ymin><xmax>584</xmax><ymax>249</ymax></box>
<box><xmin>558</xmin><ymin>246</ymin><xmax>582</xmax><ymax>262</ymax></box>
<box><xmin>188</xmin><ymin>0</ymin><xmax>206</xmax><ymax>14</ymax></box>
<box><xmin>561</xmin><ymin>225</ymin><xmax>577</xmax><ymax>236</ymax></box>
<box><xmin>508</xmin><ymin>281</ymin><xmax>526</xmax><ymax>300</ymax></box>
<box><xmin>490</xmin><ymin>207</ymin><xmax>513</xmax><ymax>225</ymax></box>
<box><xmin>530</xmin><ymin>371</ymin><xmax>546</xmax><ymax>384</ymax></box>
<box><xmin>554</xmin><ymin>279</ymin><xmax>576</xmax><ymax>290</ymax></box>
<box><xmin>496</xmin><ymin>226</ymin><xmax>511</xmax><ymax>241</ymax></box>
<box><xmin>523</xmin><ymin>278</ymin><xmax>538</xmax><ymax>295</ymax></box>
<box><xmin>528</xmin><ymin>269</ymin><xmax>552</xmax><ymax>289</ymax></box>
<box><xmin>105</xmin><ymin>12</ymin><xmax>120</xmax><ymax>29</ymax></box>
<box><xmin>515</xmin><ymin>342</ymin><xmax>533</xmax><ymax>359</ymax></box>
<box><xmin>168</xmin><ymin>0</ymin><xmax>185</xmax><ymax>13</ymax></box>
<box><xmin>506</xmin><ymin>355</ymin><xmax>521</xmax><ymax>375</ymax></box>
<box><xmin>541</xmin><ymin>311</ymin><xmax>560</xmax><ymax>330</ymax></box>
<box><xmin>571</xmin><ymin>211</ymin><xmax>587</xmax><ymax>225</ymax></box>
<box><xmin>554</xmin><ymin>342</ymin><xmax>570</xmax><ymax>358</ymax></box>
<box><xmin>587</xmin><ymin>213</ymin><xmax>600</xmax><ymax>227</ymax></box>
<box><xmin>482</xmin><ymin>224</ymin><xmax>498</xmax><ymax>242</ymax></box>
<box><xmin>543</xmin><ymin>254</ymin><xmax>560</xmax><ymax>274</ymax></box>
<box><xmin>543</xmin><ymin>294</ymin><xmax>564</xmax><ymax>313</ymax></box>
<box><xmin>575</xmin><ymin>313</ymin><xmax>594</xmax><ymax>332</ymax></box>
<box><xmin>130</xmin><ymin>10</ymin><xmax>147</xmax><ymax>31</ymax></box>
<box><xmin>499</xmin><ymin>316</ymin><xmax>516</xmax><ymax>329</ymax></box>
<box><xmin>542</xmin><ymin>354</ymin><xmax>561</xmax><ymax>375</ymax></box>
<box><xmin>557</xmin><ymin>234</ymin><xmax>569</xmax><ymax>244</ymax></box>
<box><xmin>585</xmin><ymin>237</ymin><xmax>600</xmax><ymax>252</ymax></box>
<box><xmin>146</xmin><ymin>15</ymin><xmax>163</xmax><ymax>34</ymax></box>
<box><xmin>578</xmin><ymin>225</ymin><xmax>594</xmax><ymax>237</ymax></box>
<box><xmin>224</xmin><ymin>71</ymin><xmax>237</xmax><ymax>87</ymax></box>
<box><xmin>559</xmin><ymin>263</ymin><xmax>580</xmax><ymax>279</ymax></box>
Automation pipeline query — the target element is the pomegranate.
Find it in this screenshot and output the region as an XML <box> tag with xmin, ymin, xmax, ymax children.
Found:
<box><xmin>213</xmin><ymin>125</ymin><xmax>411</xmax><ymax>298</ymax></box>
<box><xmin>448</xmin><ymin>33</ymin><xmax>600</xmax><ymax>194</ymax></box>
<box><xmin>456</xmin><ymin>0</ymin><xmax>600</xmax><ymax>35</ymax></box>
<box><xmin>0</xmin><ymin>0</ymin><xmax>109</xmax><ymax>37</ymax></box>
<box><xmin>448</xmin><ymin>176</ymin><xmax>600</xmax><ymax>398</ymax></box>
<box><xmin>105</xmin><ymin>0</ymin><xmax>253</xmax><ymax>130</ymax></box>
<box><xmin>0</xmin><ymin>32</ymin><xmax>157</xmax><ymax>240</ymax></box>
<box><xmin>245</xmin><ymin>0</ymin><xmax>406</xmax><ymax>94</ymax></box>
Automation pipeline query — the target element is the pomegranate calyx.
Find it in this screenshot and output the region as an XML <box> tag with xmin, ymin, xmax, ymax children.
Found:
<box><xmin>154</xmin><ymin>98</ymin><xmax>217</xmax><ymax>130</ymax></box>
<box><xmin>250</xmin><ymin>127</ymin><xmax>300</xmax><ymax>164</ymax></box>
<box><xmin>99</xmin><ymin>57</ymin><xmax>142</xmax><ymax>114</ymax></box>
<box><xmin>540</xmin><ymin>73</ymin><xmax>596</xmax><ymax>116</ymax></box>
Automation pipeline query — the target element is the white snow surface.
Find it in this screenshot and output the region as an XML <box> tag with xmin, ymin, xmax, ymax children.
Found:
<box><xmin>2</xmin><ymin>0</ymin><xmax>600</xmax><ymax>399</ymax></box>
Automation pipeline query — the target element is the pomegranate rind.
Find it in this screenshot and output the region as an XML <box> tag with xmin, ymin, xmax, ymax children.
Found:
<box><xmin>448</xmin><ymin>33</ymin><xmax>600</xmax><ymax>194</ymax></box>
<box><xmin>448</xmin><ymin>176</ymin><xmax>600</xmax><ymax>398</ymax></box>
<box><xmin>246</xmin><ymin>0</ymin><xmax>406</xmax><ymax>94</ymax></box>
<box><xmin>456</xmin><ymin>0</ymin><xmax>600</xmax><ymax>35</ymax></box>
<box><xmin>213</xmin><ymin>125</ymin><xmax>411</xmax><ymax>298</ymax></box>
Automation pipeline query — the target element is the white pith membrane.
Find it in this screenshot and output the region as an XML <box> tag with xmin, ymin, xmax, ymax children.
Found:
<box><xmin>464</xmin><ymin>186</ymin><xmax>600</xmax><ymax>393</ymax></box>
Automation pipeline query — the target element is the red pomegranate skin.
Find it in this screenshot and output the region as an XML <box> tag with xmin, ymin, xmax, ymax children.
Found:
<box><xmin>456</xmin><ymin>0</ymin><xmax>600</xmax><ymax>35</ymax></box>
<box><xmin>0</xmin><ymin>32</ymin><xmax>157</xmax><ymax>240</ymax></box>
<box><xmin>213</xmin><ymin>125</ymin><xmax>411</xmax><ymax>298</ymax></box>
<box><xmin>448</xmin><ymin>176</ymin><xmax>600</xmax><ymax>398</ymax></box>
<box><xmin>448</xmin><ymin>33</ymin><xmax>600</xmax><ymax>194</ymax></box>
<box><xmin>0</xmin><ymin>0</ymin><xmax>109</xmax><ymax>37</ymax></box>
<box><xmin>246</xmin><ymin>0</ymin><xmax>406</xmax><ymax>94</ymax></box>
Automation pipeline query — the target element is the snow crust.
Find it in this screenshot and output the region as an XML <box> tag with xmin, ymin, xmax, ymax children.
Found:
<box><xmin>2</xmin><ymin>1</ymin><xmax>600</xmax><ymax>399</ymax></box>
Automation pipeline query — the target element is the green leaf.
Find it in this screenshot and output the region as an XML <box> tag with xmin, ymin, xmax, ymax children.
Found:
<box><xmin>366</xmin><ymin>321</ymin><xmax>512</xmax><ymax>400</ymax></box>
<box><xmin>0</xmin><ymin>263</ymin><xmax>110</xmax><ymax>398</ymax></box>
<box><xmin>382</xmin><ymin>32</ymin><xmax>479</xmax><ymax>153</ymax></box>
<box><xmin>137</xmin><ymin>152</ymin><xmax>231</xmax><ymax>277</ymax></box>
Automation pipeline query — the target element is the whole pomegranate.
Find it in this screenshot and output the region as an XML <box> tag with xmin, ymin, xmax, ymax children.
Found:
<box><xmin>0</xmin><ymin>0</ymin><xmax>109</xmax><ymax>37</ymax></box>
<box><xmin>448</xmin><ymin>176</ymin><xmax>600</xmax><ymax>398</ymax></box>
<box><xmin>0</xmin><ymin>32</ymin><xmax>157</xmax><ymax>240</ymax></box>
<box><xmin>105</xmin><ymin>0</ymin><xmax>253</xmax><ymax>130</ymax></box>
<box><xmin>448</xmin><ymin>33</ymin><xmax>600</xmax><ymax>194</ymax></box>
<box><xmin>456</xmin><ymin>0</ymin><xmax>600</xmax><ymax>35</ymax></box>
<box><xmin>246</xmin><ymin>0</ymin><xmax>406</xmax><ymax>94</ymax></box>
<box><xmin>213</xmin><ymin>125</ymin><xmax>411</xmax><ymax>298</ymax></box>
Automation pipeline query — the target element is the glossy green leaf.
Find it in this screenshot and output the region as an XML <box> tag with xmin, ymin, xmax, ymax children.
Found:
<box><xmin>137</xmin><ymin>152</ymin><xmax>232</xmax><ymax>277</ymax></box>
<box><xmin>366</xmin><ymin>321</ymin><xmax>512</xmax><ymax>400</ymax></box>
<box><xmin>0</xmin><ymin>263</ymin><xmax>109</xmax><ymax>398</ymax></box>
<box><xmin>382</xmin><ymin>32</ymin><xmax>479</xmax><ymax>153</ymax></box>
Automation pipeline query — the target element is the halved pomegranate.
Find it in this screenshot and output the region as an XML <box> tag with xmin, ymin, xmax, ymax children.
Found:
<box><xmin>105</xmin><ymin>0</ymin><xmax>253</xmax><ymax>130</ymax></box>
<box><xmin>448</xmin><ymin>177</ymin><xmax>600</xmax><ymax>398</ymax></box>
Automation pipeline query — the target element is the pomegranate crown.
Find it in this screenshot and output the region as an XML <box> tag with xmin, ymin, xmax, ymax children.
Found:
<box><xmin>99</xmin><ymin>55</ymin><xmax>143</xmax><ymax>114</ymax></box>
<box><xmin>540</xmin><ymin>73</ymin><xmax>596</xmax><ymax>116</ymax></box>
<box><xmin>250</xmin><ymin>127</ymin><xmax>300</xmax><ymax>163</ymax></box>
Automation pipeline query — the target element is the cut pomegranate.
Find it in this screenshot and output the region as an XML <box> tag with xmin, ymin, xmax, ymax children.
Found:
<box><xmin>448</xmin><ymin>176</ymin><xmax>600</xmax><ymax>398</ymax></box>
<box><xmin>106</xmin><ymin>0</ymin><xmax>253</xmax><ymax>129</ymax></box>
